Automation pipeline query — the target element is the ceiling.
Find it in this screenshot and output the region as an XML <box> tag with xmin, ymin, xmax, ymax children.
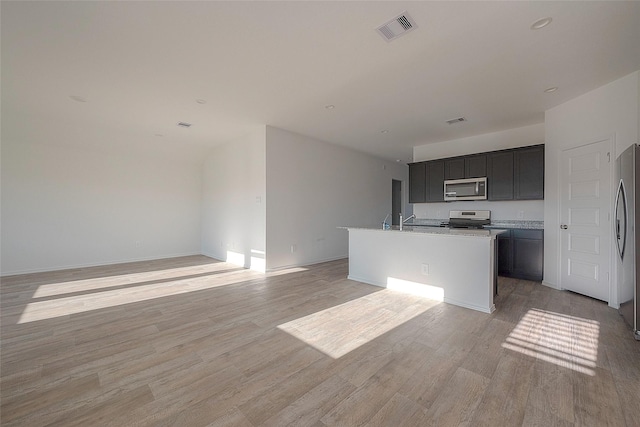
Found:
<box><xmin>2</xmin><ymin>1</ymin><xmax>640</xmax><ymax>163</ymax></box>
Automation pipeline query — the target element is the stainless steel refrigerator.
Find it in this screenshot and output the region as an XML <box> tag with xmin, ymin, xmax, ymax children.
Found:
<box><xmin>615</xmin><ymin>143</ymin><xmax>640</xmax><ymax>340</ymax></box>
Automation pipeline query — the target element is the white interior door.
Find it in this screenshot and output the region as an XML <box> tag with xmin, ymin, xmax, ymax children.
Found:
<box><xmin>560</xmin><ymin>139</ymin><xmax>611</xmax><ymax>301</ymax></box>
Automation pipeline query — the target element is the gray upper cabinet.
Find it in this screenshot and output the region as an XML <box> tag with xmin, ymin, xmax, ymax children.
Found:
<box><xmin>487</xmin><ymin>151</ymin><xmax>515</xmax><ymax>200</ymax></box>
<box><xmin>408</xmin><ymin>162</ymin><xmax>426</xmax><ymax>203</ymax></box>
<box><xmin>445</xmin><ymin>155</ymin><xmax>486</xmax><ymax>180</ymax></box>
<box><xmin>444</xmin><ymin>158</ymin><xmax>465</xmax><ymax>180</ymax></box>
<box><xmin>427</xmin><ymin>160</ymin><xmax>445</xmax><ymax>202</ymax></box>
<box><xmin>465</xmin><ymin>154</ymin><xmax>487</xmax><ymax>178</ymax></box>
<box><xmin>514</xmin><ymin>145</ymin><xmax>544</xmax><ymax>200</ymax></box>
<box><xmin>409</xmin><ymin>145</ymin><xmax>543</xmax><ymax>203</ymax></box>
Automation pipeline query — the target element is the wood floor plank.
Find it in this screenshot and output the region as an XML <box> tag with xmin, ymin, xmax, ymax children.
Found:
<box><xmin>367</xmin><ymin>392</ymin><xmax>429</xmax><ymax>427</ymax></box>
<box><xmin>2</xmin><ymin>256</ymin><xmax>639</xmax><ymax>427</ymax></box>
<box><xmin>523</xmin><ymin>360</ymin><xmax>575</xmax><ymax>424</ymax></box>
<box><xmin>572</xmin><ymin>366</ymin><xmax>627</xmax><ymax>427</ymax></box>
<box><xmin>422</xmin><ymin>367</ymin><xmax>491</xmax><ymax>426</ymax></box>
<box><xmin>470</xmin><ymin>353</ymin><xmax>535</xmax><ymax>426</ymax></box>
<box><xmin>319</xmin><ymin>342</ymin><xmax>430</xmax><ymax>426</ymax></box>
<box><xmin>461</xmin><ymin>317</ymin><xmax>517</xmax><ymax>379</ymax></box>
<box><xmin>397</xmin><ymin>350</ymin><xmax>465</xmax><ymax>410</ymax></box>
<box><xmin>207</xmin><ymin>407</ymin><xmax>255</xmax><ymax>427</ymax></box>
<box><xmin>261</xmin><ymin>375</ymin><xmax>356</xmax><ymax>427</ymax></box>
<box><xmin>1</xmin><ymin>373</ymin><xmax>101</xmax><ymax>426</ymax></box>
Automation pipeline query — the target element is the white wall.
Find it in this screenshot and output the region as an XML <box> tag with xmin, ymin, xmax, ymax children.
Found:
<box><xmin>1</xmin><ymin>140</ymin><xmax>203</xmax><ymax>275</ymax></box>
<box><xmin>265</xmin><ymin>126</ymin><xmax>409</xmax><ymax>270</ymax></box>
<box><xmin>200</xmin><ymin>128</ymin><xmax>267</xmax><ymax>271</ymax></box>
<box><xmin>412</xmin><ymin>124</ymin><xmax>545</xmax><ymax>221</ymax></box>
<box><xmin>544</xmin><ymin>71</ymin><xmax>639</xmax><ymax>299</ymax></box>
<box><xmin>413</xmin><ymin>123</ymin><xmax>545</xmax><ymax>161</ymax></box>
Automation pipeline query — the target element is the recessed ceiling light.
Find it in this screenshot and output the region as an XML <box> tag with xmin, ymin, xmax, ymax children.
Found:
<box><xmin>530</xmin><ymin>17</ymin><xmax>552</xmax><ymax>30</ymax></box>
<box><xmin>69</xmin><ymin>95</ymin><xmax>87</xmax><ymax>102</ymax></box>
<box><xmin>196</xmin><ymin>99</ymin><xmax>207</xmax><ymax>104</ymax></box>
<box><xmin>177</xmin><ymin>122</ymin><xmax>192</xmax><ymax>128</ymax></box>
<box><xmin>325</xmin><ymin>105</ymin><xmax>335</xmax><ymax>110</ymax></box>
<box><xmin>381</xmin><ymin>129</ymin><xmax>389</xmax><ymax>134</ymax></box>
<box><xmin>544</xmin><ymin>86</ymin><xmax>558</xmax><ymax>93</ymax></box>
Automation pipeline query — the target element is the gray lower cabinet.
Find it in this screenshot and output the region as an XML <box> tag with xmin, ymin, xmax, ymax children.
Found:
<box><xmin>497</xmin><ymin>229</ymin><xmax>543</xmax><ymax>281</ymax></box>
<box><xmin>497</xmin><ymin>232</ymin><xmax>512</xmax><ymax>276</ymax></box>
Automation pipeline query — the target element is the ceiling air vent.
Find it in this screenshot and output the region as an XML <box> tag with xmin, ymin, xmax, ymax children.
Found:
<box><xmin>445</xmin><ymin>117</ymin><xmax>467</xmax><ymax>125</ymax></box>
<box><xmin>177</xmin><ymin>122</ymin><xmax>192</xmax><ymax>128</ymax></box>
<box><xmin>376</xmin><ymin>11</ymin><xmax>417</xmax><ymax>42</ymax></box>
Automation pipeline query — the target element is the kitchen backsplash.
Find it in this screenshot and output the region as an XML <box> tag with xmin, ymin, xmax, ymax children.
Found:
<box><xmin>411</xmin><ymin>199</ymin><xmax>544</xmax><ymax>221</ymax></box>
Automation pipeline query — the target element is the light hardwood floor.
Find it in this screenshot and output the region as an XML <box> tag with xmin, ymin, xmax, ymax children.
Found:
<box><xmin>1</xmin><ymin>256</ymin><xmax>639</xmax><ymax>426</ymax></box>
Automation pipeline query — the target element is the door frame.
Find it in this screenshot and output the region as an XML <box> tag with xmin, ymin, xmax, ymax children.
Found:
<box><xmin>391</xmin><ymin>179</ymin><xmax>402</xmax><ymax>226</ymax></box>
<box><xmin>556</xmin><ymin>134</ymin><xmax>616</xmax><ymax>306</ymax></box>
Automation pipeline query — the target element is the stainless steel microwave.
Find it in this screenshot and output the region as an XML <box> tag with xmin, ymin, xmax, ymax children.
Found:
<box><xmin>444</xmin><ymin>177</ymin><xmax>487</xmax><ymax>201</ymax></box>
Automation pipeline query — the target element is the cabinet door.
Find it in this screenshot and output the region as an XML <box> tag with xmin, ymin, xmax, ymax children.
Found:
<box><xmin>427</xmin><ymin>160</ymin><xmax>445</xmax><ymax>202</ymax></box>
<box><xmin>465</xmin><ymin>154</ymin><xmax>487</xmax><ymax>178</ymax></box>
<box><xmin>409</xmin><ymin>162</ymin><xmax>426</xmax><ymax>203</ymax></box>
<box><xmin>487</xmin><ymin>151</ymin><xmax>514</xmax><ymax>200</ymax></box>
<box><xmin>512</xmin><ymin>238</ymin><xmax>544</xmax><ymax>281</ymax></box>
<box><xmin>515</xmin><ymin>145</ymin><xmax>544</xmax><ymax>200</ymax></box>
<box><xmin>444</xmin><ymin>158</ymin><xmax>465</xmax><ymax>180</ymax></box>
<box><xmin>497</xmin><ymin>231</ymin><xmax>512</xmax><ymax>276</ymax></box>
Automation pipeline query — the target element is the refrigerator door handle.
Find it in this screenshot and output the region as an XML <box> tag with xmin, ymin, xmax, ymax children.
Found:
<box><xmin>614</xmin><ymin>179</ymin><xmax>627</xmax><ymax>260</ymax></box>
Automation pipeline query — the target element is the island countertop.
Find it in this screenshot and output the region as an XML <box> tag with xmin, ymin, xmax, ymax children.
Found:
<box><xmin>339</xmin><ymin>226</ymin><xmax>507</xmax><ymax>239</ymax></box>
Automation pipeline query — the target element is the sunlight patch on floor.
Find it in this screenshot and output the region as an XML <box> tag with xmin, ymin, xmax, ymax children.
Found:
<box><xmin>33</xmin><ymin>262</ymin><xmax>236</xmax><ymax>298</ymax></box>
<box><xmin>278</xmin><ymin>286</ymin><xmax>441</xmax><ymax>359</ymax></box>
<box><xmin>18</xmin><ymin>266</ymin><xmax>304</xmax><ymax>324</ymax></box>
<box><xmin>502</xmin><ymin>308</ymin><xmax>599</xmax><ymax>376</ymax></box>
<box><xmin>386</xmin><ymin>277</ymin><xmax>444</xmax><ymax>301</ymax></box>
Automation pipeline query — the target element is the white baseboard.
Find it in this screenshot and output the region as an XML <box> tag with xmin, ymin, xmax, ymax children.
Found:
<box><xmin>541</xmin><ymin>281</ymin><xmax>561</xmax><ymax>290</ymax></box>
<box><xmin>266</xmin><ymin>255</ymin><xmax>348</xmax><ymax>272</ymax></box>
<box><xmin>347</xmin><ymin>275</ymin><xmax>494</xmax><ymax>314</ymax></box>
<box><xmin>1</xmin><ymin>251</ymin><xmax>203</xmax><ymax>277</ymax></box>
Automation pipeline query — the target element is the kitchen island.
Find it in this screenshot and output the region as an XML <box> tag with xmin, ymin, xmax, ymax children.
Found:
<box><xmin>343</xmin><ymin>226</ymin><xmax>506</xmax><ymax>313</ymax></box>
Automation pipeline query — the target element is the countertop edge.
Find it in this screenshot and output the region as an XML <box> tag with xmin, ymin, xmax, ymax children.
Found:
<box><xmin>339</xmin><ymin>226</ymin><xmax>507</xmax><ymax>238</ymax></box>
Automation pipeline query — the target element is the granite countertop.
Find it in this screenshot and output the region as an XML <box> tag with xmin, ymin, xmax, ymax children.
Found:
<box><xmin>408</xmin><ymin>219</ymin><xmax>544</xmax><ymax>230</ymax></box>
<box><xmin>340</xmin><ymin>226</ymin><xmax>507</xmax><ymax>238</ymax></box>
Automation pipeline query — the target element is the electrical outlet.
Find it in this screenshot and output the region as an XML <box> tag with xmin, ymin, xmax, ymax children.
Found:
<box><xmin>421</xmin><ymin>263</ymin><xmax>429</xmax><ymax>275</ymax></box>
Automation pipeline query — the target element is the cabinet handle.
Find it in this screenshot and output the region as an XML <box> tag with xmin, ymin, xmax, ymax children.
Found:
<box><xmin>560</xmin><ymin>224</ymin><xmax>568</xmax><ymax>230</ymax></box>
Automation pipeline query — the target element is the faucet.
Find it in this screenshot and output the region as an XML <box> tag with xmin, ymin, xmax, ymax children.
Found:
<box><xmin>399</xmin><ymin>214</ymin><xmax>416</xmax><ymax>230</ymax></box>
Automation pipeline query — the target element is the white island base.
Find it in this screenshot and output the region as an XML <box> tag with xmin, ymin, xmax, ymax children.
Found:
<box><xmin>345</xmin><ymin>227</ymin><xmax>505</xmax><ymax>314</ymax></box>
